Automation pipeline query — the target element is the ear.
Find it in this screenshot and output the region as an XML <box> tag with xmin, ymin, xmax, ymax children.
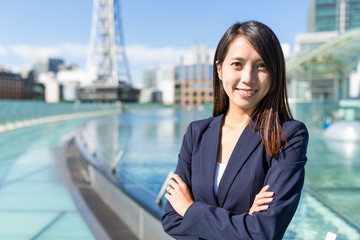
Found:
<box><xmin>216</xmin><ymin>61</ymin><xmax>223</xmax><ymax>81</ymax></box>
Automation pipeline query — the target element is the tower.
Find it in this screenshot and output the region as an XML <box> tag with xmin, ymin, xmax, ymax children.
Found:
<box><xmin>87</xmin><ymin>0</ymin><xmax>132</xmax><ymax>87</ymax></box>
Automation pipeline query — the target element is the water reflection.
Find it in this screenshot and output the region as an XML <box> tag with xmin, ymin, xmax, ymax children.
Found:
<box><xmin>324</xmin><ymin>140</ymin><xmax>360</xmax><ymax>164</ymax></box>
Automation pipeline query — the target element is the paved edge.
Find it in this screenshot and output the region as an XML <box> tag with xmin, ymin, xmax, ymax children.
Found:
<box><xmin>57</xmin><ymin>137</ymin><xmax>139</xmax><ymax>240</ymax></box>
<box><xmin>0</xmin><ymin>110</ymin><xmax>119</xmax><ymax>133</ymax></box>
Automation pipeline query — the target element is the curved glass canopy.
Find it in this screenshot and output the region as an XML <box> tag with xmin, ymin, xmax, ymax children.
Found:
<box><xmin>286</xmin><ymin>28</ymin><xmax>360</xmax><ymax>101</ymax></box>
<box><xmin>287</xmin><ymin>28</ymin><xmax>360</xmax><ymax>75</ymax></box>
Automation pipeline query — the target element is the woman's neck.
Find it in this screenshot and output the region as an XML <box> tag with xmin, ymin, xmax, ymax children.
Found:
<box><xmin>224</xmin><ymin>105</ymin><xmax>252</xmax><ymax>129</ymax></box>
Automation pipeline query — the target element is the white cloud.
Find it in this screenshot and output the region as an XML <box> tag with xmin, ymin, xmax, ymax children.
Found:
<box><xmin>126</xmin><ymin>44</ymin><xmax>191</xmax><ymax>65</ymax></box>
<box><xmin>57</xmin><ymin>43</ymin><xmax>89</xmax><ymax>59</ymax></box>
<box><xmin>281</xmin><ymin>43</ymin><xmax>291</xmax><ymax>58</ymax></box>
<box><xmin>9</xmin><ymin>64</ymin><xmax>33</xmax><ymax>73</ymax></box>
<box><xmin>0</xmin><ymin>45</ymin><xmax>6</xmax><ymax>57</ymax></box>
<box><xmin>8</xmin><ymin>43</ymin><xmax>88</xmax><ymax>62</ymax></box>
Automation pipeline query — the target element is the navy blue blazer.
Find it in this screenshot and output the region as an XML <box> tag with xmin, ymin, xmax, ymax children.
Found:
<box><xmin>161</xmin><ymin>114</ymin><xmax>309</xmax><ymax>240</ymax></box>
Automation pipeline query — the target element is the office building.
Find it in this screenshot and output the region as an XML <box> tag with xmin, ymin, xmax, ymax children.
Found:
<box><xmin>297</xmin><ymin>0</ymin><xmax>360</xmax><ymax>54</ymax></box>
<box><xmin>175</xmin><ymin>45</ymin><xmax>213</xmax><ymax>106</ymax></box>
<box><xmin>308</xmin><ymin>0</ymin><xmax>360</xmax><ymax>33</ymax></box>
<box><xmin>33</xmin><ymin>58</ymin><xmax>65</xmax><ymax>75</ymax></box>
<box><xmin>0</xmin><ymin>71</ymin><xmax>24</xmax><ymax>99</ymax></box>
<box><xmin>0</xmin><ymin>70</ymin><xmax>44</xmax><ymax>100</ymax></box>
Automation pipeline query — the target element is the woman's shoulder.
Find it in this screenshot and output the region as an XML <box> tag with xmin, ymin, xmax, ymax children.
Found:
<box><xmin>281</xmin><ymin>118</ymin><xmax>308</xmax><ymax>139</ymax></box>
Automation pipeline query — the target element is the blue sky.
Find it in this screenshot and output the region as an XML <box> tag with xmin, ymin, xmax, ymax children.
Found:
<box><xmin>0</xmin><ymin>0</ymin><xmax>311</xmax><ymax>87</ymax></box>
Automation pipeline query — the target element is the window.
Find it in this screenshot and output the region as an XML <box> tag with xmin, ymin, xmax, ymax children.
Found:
<box><xmin>209</xmin><ymin>65</ymin><xmax>213</xmax><ymax>80</ymax></box>
<box><xmin>201</xmin><ymin>64</ymin><xmax>205</xmax><ymax>80</ymax></box>
<box><xmin>193</xmin><ymin>64</ymin><xmax>197</xmax><ymax>80</ymax></box>
<box><xmin>176</xmin><ymin>66</ymin><xmax>182</xmax><ymax>80</ymax></box>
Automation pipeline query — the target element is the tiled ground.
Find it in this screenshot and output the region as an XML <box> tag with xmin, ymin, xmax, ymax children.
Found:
<box><xmin>0</xmin><ymin>119</ymin><xmax>95</xmax><ymax>240</ymax></box>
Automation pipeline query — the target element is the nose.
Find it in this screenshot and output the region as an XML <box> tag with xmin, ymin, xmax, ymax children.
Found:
<box><xmin>241</xmin><ymin>66</ymin><xmax>255</xmax><ymax>84</ymax></box>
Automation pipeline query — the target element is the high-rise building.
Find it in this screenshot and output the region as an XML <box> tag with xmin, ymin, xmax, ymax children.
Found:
<box><xmin>308</xmin><ymin>0</ymin><xmax>360</xmax><ymax>33</ymax></box>
<box><xmin>298</xmin><ymin>0</ymin><xmax>360</xmax><ymax>55</ymax></box>
<box><xmin>175</xmin><ymin>45</ymin><xmax>213</xmax><ymax>106</ymax></box>
<box><xmin>33</xmin><ymin>58</ymin><xmax>64</xmax><ymax>75</ymax></box>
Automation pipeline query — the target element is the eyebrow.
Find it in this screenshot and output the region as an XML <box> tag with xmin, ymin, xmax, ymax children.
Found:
<box><xmin>229</xmin><ymin>57</ymin><xmax>264</xmax><ymax>62</ymax></box>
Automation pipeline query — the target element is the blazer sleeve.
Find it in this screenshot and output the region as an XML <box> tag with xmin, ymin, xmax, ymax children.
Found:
<box><xmin>166</xmin><ymin>120</ymin><xmax>308</xmax><ymax>240</ymax></box>
<box><xmin>161</xmin><ymin>122</ymin><xmax>200</xmax><ymax>239</ymax></box>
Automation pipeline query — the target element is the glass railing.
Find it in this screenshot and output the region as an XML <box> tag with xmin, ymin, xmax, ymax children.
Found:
<box><xmin>290</xmin><ymin>99</ymin><xmax>360</xmax><ymax>131</ymax></box>
<box><xmin>0</xmin><ymin>100</ymin><xmax>121</xmax><ymax>126</ymax></box>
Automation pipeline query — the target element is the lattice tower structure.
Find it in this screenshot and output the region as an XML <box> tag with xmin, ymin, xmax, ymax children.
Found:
<box><xmin>87</xmin><ymin>0</ymin><xmax>132</xmax><ymax>87</ymax></box>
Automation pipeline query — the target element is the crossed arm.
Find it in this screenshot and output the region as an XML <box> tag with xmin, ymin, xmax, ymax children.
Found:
<box><xmin>165</xmin><ymin>174</ymin><xmax>274</xmax><ymax>217</ymax></box>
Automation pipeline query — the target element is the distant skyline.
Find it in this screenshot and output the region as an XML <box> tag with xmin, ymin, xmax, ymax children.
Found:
<box><xmin>0</xmin><ymin>0</ymin><xmax>311</xmax><ymax>87</ymax></box>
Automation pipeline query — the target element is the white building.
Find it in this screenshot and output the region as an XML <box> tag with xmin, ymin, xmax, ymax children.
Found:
<box><xmin>141</xmin><ymin>66</ymin><xmax>174</xmax><ymax>104</ymax></box>
<box><xmin>294</xmin><ymin>31</ymin><xmax>338</xmax><ymax>54</ymax></box>
<box><xmin>35</xmin><ymin>59</ymin><xmax>97</xmax><ymax>102</ymax></box>
<box><xmin>350</xmin><ymin>62</ymin><xmax>360</xmax><ymax>98</ymax></box>
<box><xmin>37</xmin><ymin>72</ymin><xmax>60</xmax><ymax>103</ymax></box>
<box><xmin>57</xmin><ymin>69</ymin><xmax>97</xmax><ymax>101</ymax></box>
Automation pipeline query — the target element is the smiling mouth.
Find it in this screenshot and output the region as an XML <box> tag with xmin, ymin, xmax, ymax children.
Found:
<box><xmin>236</xmin><ymin>89</ymin><xmax>257</xmax><ymax>95</ymax></box>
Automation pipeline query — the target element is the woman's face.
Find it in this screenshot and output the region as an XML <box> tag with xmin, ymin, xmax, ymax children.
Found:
<box><xmin>217</xmin><ymin>35</ymin><xmax>271</xmax><ymax>115</ymax></box>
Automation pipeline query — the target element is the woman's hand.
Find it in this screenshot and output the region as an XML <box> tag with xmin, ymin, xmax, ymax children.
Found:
<box><xmin>165</xmin><ymin>174</ymin><xmax>194</xmax><ymax>217</ymax></box>
<box><xmin>249</xmin><ymin>185</ymin><xmax>274</xmax><ymax>215</ymax></box>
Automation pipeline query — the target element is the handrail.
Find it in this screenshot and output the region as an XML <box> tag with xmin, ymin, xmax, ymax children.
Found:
<box><xmin>304</xmin><ymin>185</ymin><xmax>360</xmax><ymax>230</ymax></box>
<box><xmin>111</xmin><ymin>149</ymin><xmax>124</xmax><ymax>174</ymax></box>
<box><xmin>0</xmin><ymin>100</ymin><xmax>119</xmax><ymax>124</ymax></box>
<box><xmin>0</xmin><ymin>100</ymin><xmax>121</xmax><ymax>133</ymax></box>
<box><xmin>155</xmin><ymin>170</ymin><xmax>174</xmax><ymax>206</ymax></box>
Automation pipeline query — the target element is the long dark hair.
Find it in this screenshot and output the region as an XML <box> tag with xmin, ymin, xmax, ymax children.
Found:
<box><xmin>212</xmin><ymin>21</ymin><xmax>292</xmax><ymax>156</ymax></box>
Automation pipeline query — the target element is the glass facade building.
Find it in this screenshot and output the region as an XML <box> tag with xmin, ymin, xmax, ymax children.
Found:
<box><xmin>174</xmin><ymin>45</ymin><xmax>213</xmax><ymax>106</ymax></box>
<box><xmin>309</xmin><ymin>0</ymin><xmax>360</xmax><ymax>32</ymax></box>
<box><xmin>348</xmin><ymin>0</ymin><xmax>360</xmax><ymax>29</ymax></box>
<box><xmin>174</xmin><ymin>63</ymin><xmax>213</xmax><ymax>106</ymax></box>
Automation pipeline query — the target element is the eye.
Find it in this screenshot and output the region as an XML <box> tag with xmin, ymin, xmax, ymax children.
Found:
<box><xmin>231</xmin><ymin>62</ymin><xmax>242</xmax><ymax>67</ymax></box>
<box><xmin>257</xmin><ymin>63</ymin><xmax>266</xmax><ymax>69</ymax></box>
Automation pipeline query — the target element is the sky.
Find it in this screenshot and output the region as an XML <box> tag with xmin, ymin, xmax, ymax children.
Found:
<box><xmin>0</xmin><ymin>0</ymin><xmax>311</xmax><ymax>87</ymax></box>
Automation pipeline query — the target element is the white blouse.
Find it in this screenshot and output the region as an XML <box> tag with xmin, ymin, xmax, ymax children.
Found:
<box><xmin>214</xmin><ymin>162</ymin><xmax>227</xmax><ymax>197</ymax></box>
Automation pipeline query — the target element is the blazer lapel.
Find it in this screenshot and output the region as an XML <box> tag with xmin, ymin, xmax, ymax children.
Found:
<box><xmin>217</xmin><ymin>119</ymin><xmax>262</xmax><ymax>207</ymax></box>
<box><xmin>198</xmin><ymin>114</ymin><xmax>223</xmax><ymax>206</ymax></box>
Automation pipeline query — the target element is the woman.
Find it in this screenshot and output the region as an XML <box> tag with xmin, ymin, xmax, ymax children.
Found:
<box><xmin>161</xmin><ymin>21</ymin><xmax>308</xmax><ymax>240</ymax></box>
